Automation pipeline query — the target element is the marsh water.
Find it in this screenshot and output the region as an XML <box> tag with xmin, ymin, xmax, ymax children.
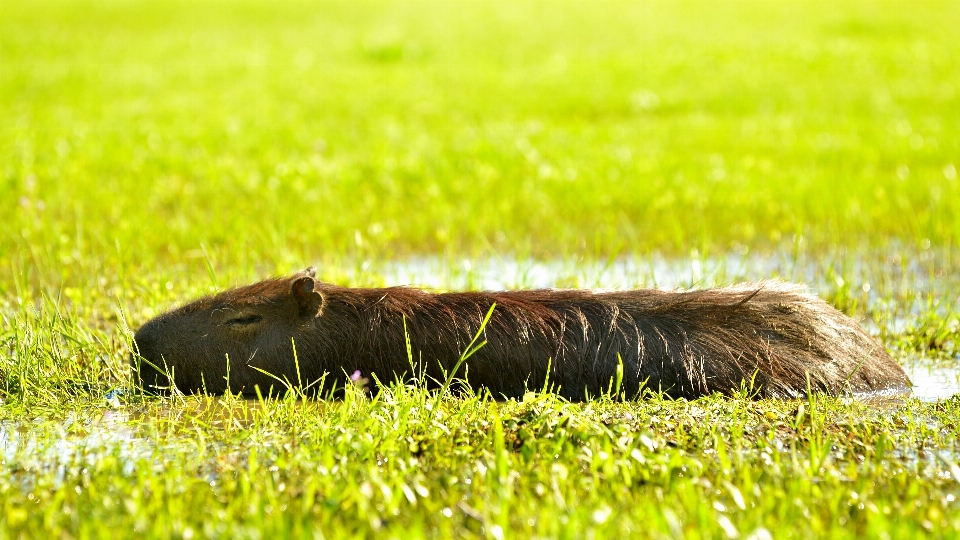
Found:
<box><xmin>903</xmin><ymin>361</ymin><xmax>960</xmax><ymax>402</ymax></box>
<box><xmin>353</xmin><ymin>248</ymin><xmax>948</xmax><ymax>294</ymax></box>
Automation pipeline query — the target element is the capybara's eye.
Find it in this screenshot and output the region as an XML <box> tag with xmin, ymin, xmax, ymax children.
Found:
<box><xmin>225</xmin><ymin>314</ymin><xmax>262</xmax><ymax>326</ymax></box>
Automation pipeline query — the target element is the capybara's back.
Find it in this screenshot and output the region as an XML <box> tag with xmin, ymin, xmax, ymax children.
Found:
<box><xmin>131</xmin><ymin>269</ymin><xmax>911</xmax><ymax>400</ymax></box>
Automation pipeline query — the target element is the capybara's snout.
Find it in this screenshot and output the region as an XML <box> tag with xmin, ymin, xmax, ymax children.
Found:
<box><xmin>131</xmin><ymin>319</ymin><xmax>172</xmax><ymax>395</ymax></box>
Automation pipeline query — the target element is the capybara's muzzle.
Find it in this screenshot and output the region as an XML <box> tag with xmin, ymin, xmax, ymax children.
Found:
<box><xmin>131</xmin><ymin>320</ymin><xmax>172</xmax><ymax>395</ymax></box>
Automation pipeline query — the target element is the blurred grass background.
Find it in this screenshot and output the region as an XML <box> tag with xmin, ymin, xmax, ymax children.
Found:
<box><xmin>1</xmin><ymin>0</ymin><xmax>959</xmax><ymax>287</ymax></box>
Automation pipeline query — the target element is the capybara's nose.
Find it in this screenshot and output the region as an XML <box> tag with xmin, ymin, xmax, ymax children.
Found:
<box><xmin>131</xmin><ymin>319</ymin><xmax>171</xmax><ymax>394</ymax></box>
<box><xmin>132</xmin><ymin>319</ymin><xmax>163</xmax><ymax>362</ymax></box>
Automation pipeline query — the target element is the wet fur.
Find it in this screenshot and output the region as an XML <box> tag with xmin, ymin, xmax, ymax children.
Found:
<box><xmin>132</xmin><ymin>269</ymin><xmax>911</xmax><ymax>400</ymax></box>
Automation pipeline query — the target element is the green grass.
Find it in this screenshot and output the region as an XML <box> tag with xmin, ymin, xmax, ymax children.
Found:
<box><xmin>3</xmin><ymin>0</ymin><xmax>960</xmax><ymax>267</ymax></box>
<box><xmin>2</xmin><ymin>390</ymin><xmax>960</xmax><ymax>538</ymax></box>
<box><xmin>2</xmin><ymin>0</ymin><xmax>960</xmax><ymax>538</ymax></box>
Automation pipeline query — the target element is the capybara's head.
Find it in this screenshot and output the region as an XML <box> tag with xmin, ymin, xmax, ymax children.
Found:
<box><xmin>131</xmin><ymin>267</ymin><xmax>324</xmax><ymax>395</ymax></box>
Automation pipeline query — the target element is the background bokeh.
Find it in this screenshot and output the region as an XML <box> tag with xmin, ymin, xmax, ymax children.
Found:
<box><xmin>3</xmin><ymin>0</ymin><xmax>958</xmax><ymax>289</ymax></box>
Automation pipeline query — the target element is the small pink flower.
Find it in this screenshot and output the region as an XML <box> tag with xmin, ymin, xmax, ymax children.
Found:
<box><xmin>350</xmin><ymin>370</ymin><xmax>363</xmax><ymax>381</ymax></box>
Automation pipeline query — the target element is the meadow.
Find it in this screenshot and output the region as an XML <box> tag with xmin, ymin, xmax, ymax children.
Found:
<box><xmin>1</xmin><ymin>0</ymin><xmax>959</xmax><ymax>537</ymax></box>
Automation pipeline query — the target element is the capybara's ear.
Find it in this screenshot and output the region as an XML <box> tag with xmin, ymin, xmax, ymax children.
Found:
<box><xmin>302</xmin><ymin>266</ymin><xmax>317</xmax><ymax>278</ymax></box>
<box><xmin>292</xmin><ymin>275</ymin><xmax>323</xmax><ymax>317</ymax></box>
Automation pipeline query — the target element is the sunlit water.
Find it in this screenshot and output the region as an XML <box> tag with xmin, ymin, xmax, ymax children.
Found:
<box><xmin>0</xmin><ymin>401</ymin><xmax>277</xmax><ymax>482</ymax></box>
<box><xmin>904</xmin><ymin>360</ymin><xmax>960</xmax><ymax>402</ymax></box>
<box><xmin>350</xmin><ymin>250</ymin><xmax>949</xmax><ymax>294</ymax></box>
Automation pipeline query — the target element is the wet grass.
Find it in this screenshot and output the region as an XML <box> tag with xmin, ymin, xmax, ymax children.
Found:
<box><xmin>2</xmin><ymin>389</ymin><xmax>960</xmax><ymax>538</ymax></box>
<box><xmin>2</xmin><ymin>0</ymin><xmax>960</xmax><ymax>538</ymax></box>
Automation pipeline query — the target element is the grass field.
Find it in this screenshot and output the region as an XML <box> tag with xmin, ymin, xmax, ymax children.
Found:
<box><xmin>2</xmin><ymin>0</ymin><xmax>960</xmax><ymax>538</ymax></box>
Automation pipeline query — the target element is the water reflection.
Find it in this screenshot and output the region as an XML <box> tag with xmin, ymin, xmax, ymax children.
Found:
<box><xmin>349</xmin><ymin>250</ymin><xmax>953</xmax><ymax>295</ymax></box>
<box><xmin>0</xmin><ymin>398</ymin><xmax>320</xmax><ymax>489</ymax></box>
<box><xmin>904</xmin><ymin>360</ymin><xmax>960</xmax><ymax>402</ymax></box>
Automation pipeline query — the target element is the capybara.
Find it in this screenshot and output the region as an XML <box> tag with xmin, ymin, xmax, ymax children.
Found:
<box><xmin>131</xmin><ymin>267</ymin><xmax>911</xmax><ymax>400</ymax></box>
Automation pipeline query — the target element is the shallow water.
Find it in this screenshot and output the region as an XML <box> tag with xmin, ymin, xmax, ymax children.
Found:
<box><xmin>0</xmin><ymin>400</ymin><xmax>289</xmax><ymax>487</ymax></box>
<box><xmin>351</xmin><ymin>249</ymin><xmax>953</xmax><ymax>294</ymax></box>
<box><xmin>904</xmin><ymin>360</ymin><xmax>960</xmax><ymax>402</ymax></box>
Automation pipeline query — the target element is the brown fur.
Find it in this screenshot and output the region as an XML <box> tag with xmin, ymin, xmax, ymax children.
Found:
<box><xmin>132</xmin><ymin>267</ymin><xmax>911</xmax><ymax>400</ymax></box>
